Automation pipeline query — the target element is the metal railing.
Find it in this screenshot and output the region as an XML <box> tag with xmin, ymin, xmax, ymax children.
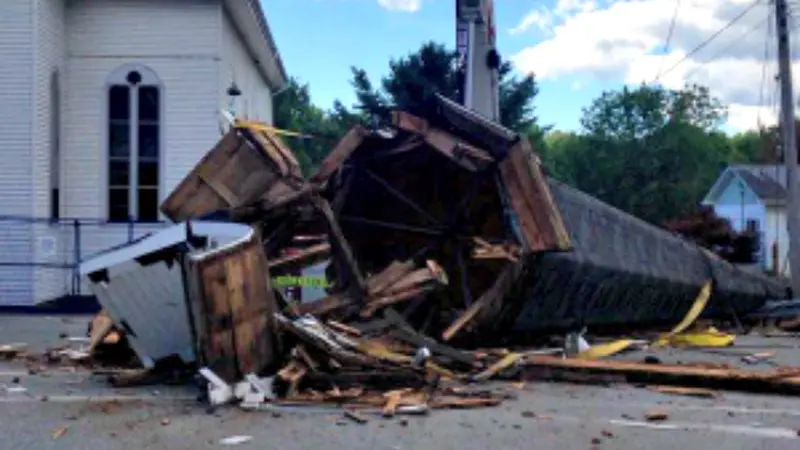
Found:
<box><xmin>0</xmin><ymin>215</ymin><xmax>167</xmax><ymax>306</ymax></box>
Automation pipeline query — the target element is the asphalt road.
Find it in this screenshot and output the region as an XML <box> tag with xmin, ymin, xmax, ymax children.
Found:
<box><xmin>2</xmin><ymin>315</ymin><xmax>800</xmax><ymax>450</ymax></box>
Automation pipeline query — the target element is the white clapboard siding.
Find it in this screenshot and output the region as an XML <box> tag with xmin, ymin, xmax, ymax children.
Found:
<box><xmin>0</xmin><ymin>1</ymin><xmax>35</xmax><ymax>305</ymax></box>
<box><xmin>220</xmin><ymin>6</ymin><xmax>273</xmax><ymax>124</ymax></box>
<box><xmin>0</xmin><ymin>0</ymin><xmax>279</xmax><ymax>305</ymax></box>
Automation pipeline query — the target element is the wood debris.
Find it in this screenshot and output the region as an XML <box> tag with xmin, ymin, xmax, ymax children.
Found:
<box><xmin>65</xmin><ymin>98</ymin><xmax>800</xmax><ymax>428</ymax></box>
<box><xmin>52</xmin><ymin>426</ymin><xmax>68</xmax><ymax>439</ymax></box>
<box><xmin>651</xmin><ymin>385</ymin><xmax>719</xmax><ymax>399</ymax></box>
<box><xmin>645</xmin><ymin>410</ymin><xmax>669</xmax><ymax>422</ymax></box>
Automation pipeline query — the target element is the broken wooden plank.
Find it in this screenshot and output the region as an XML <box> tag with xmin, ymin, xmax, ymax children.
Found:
<box><xmin>521</xmin><ymin>356</ymin><xmax>800</xmax><ymax>396</ymax></box>
<box><xmin>382</xmin><ymin>309</ymin><xmax>479</xmax><ymax>368</ymax></box>
<box><xmin>343</xmin><ymin>410</ymin><xmax>369</xmax><ymax>424</ymax></box>
<box><xmin>471</xmin><ymin>238</ymin><xmax>520</xmax><ymax>262</ymax></box>
<box><xmin>292</xmin><ymin>346</ymin><xmax>320</xmax><ymax>372</ymax></box>
<box><xmin>441</xmin><ymin>262</ymin><xmax>518</xmax><ymax>342</ymax></box>
<box><xmin>497</xmin><ymin>137</ymin><xmax>571</xmax><ymax>252</ymax></box>
<box><xmin>273</xmin><ymin>314</ymin><xmax>383</xmax><ymax>369</ymax></box>
<box><xmin>428</xmin><ymin>396</ymin><xmax>503</xmax><ymax>409</ymax></box>
<box><xmin>365</xmin><ymin>260</ymin><xmax>418</xmax><ymax>295</ymax></box>
<box><xmin>326</xmin><ymin>320</ymin><xmax>362</xmax><ymax>337</ymax></box>
<box><xmin>391</xmin><ymin>111</ymin><xmax>493</xmax><ymax>171</ymax></box>
<box><xmin>382</xmin><ymin>391</ymin><xmax>403</xmax><ymax>417</ymax></box>
<box><xmin>311</xmin><ymin>196</ymin><xmax>367</xmax><ymax>297</ymax></box>
<box><xmin>293</xmin><ymin>260</ymin><xmax>440</xmax><ymax>319</ymax></box>
<box><xmin>379</xmin><ymin>261</ymin><xmax>448</xmax><ymax>295</ymax></box>
<box><xmin>267</xmin><ymin>243</ymin><xmax>331</xmax><ymax>272</ymax></box>
<box><xmin>88</xmin><ymin>309</ymin><xmax>115</xmax><ymax>351</ymax></box>
<box><xmin>310</xmin><ymin>126</ymin><xmax>368</xmax><ymax>185</ymax></box>
<box><xmin>472</xmin><ymin>353</ymin><xmax>522</xmax><ymax>382</ymax></box>
<box><xmin>360</xmin><ymin>285</ymin><xmax>439</xmax><ymax>319</ymax></box>
<box><xmin>651</xmin><ymin>385</ymin><xmax>719</xmax><ymax>398</ymax></box>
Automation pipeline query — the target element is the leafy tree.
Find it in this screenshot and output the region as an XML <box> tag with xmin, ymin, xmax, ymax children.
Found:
<box><xmin>273</xmin><ymin>78</ymin><xmax>351</xmax><ymax>174</ymax></box>
<box><xmin>579</xmin><ymin>83</ymin><xmax>727</xmax><ymax>140</ymax></box>
<box><xmin>344</xmin><ymin>41</ymin><xmax>544</xmax><ymax>134</ymax></box>
<box><xmin>728</xmin><ymin>129</ymin><xmax>776</xmax><ymax>163</ymax></box>
<box><xmin>540</xmin><ymin>130</ymin><xmax>584</xmax><ymax>181</ymax></box>
<box><xmin>554</xmin><ymin>83</ymin><xmax>737</xmax><ymax>224</ymax></box>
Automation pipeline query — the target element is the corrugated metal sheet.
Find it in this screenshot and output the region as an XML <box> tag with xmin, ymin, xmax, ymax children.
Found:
<box><xmin>89</xmin><ymin>260</ymin><xmax>191</xmax><ymax>368</ymax></box>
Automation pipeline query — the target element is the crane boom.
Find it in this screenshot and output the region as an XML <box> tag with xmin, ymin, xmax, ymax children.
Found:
<box><xmin>456</xmin><ymin>0</ymin><xmax>499</xmax><ymax>121</ymax></box>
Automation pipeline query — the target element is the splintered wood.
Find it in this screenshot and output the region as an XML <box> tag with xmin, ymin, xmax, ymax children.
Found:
<box><xmin>269</xmin><ymin>310</ymin><xmax>515</xmax><ymax>413</ymax></box>
<box><xmin>521</xmin><ymin>356</ymin><xmax>800</xmax><ymax>396</ymax></box>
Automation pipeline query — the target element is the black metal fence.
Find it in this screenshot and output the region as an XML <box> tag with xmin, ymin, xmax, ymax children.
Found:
<box><xmin>0</xmin><ymin>216</ymin><xmax>166</xmax><ymax>306</ymax></box>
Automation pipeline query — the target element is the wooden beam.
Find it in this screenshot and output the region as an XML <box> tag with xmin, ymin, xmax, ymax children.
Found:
<box><xmin>312</xmin><ymin>196</ymin><xmax>367</xmax><ymax>297</ymax></box>
<box><xmin>267</xmin><ymin>243</ymin><xmax>331</xmax><ymax>272</ymax></box>
<box><xmin>521</xmin><ymin>356</ymin><xmax>800</xmax><ymax>396</ymax></box>
<box><xmin>310</xmin><ymin>126</ymin><xmax>368</xmax><ymax>185</ymax></box>
<box><xmin>391</xmin><ymin>111</ymin><xmax>494</xmax><ymax>171</ymax></box>
<box><xmin>441</xmin><ymin>262</ymin><xmax>518</xmax><ymax>342</ymax></box>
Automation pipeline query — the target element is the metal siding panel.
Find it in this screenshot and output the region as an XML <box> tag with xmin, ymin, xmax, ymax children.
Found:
<box><xmin>90</xmin><ymin>261</ymin><xmax>193</xmax><ymax>368</ymax></box>
<box><xmin>0</xmin><ymin>1</ymin><xmax>35</xmax><ymax>305</ymax></box>
<box><xmin>32</xmin><ymin>0</ymin><xmax>67</xmax><ymax>303</ymax></box>
<box><xmin>0</xmin><ymin>220</ymin><xmax>35</xmax><ymax>306</ymax></box>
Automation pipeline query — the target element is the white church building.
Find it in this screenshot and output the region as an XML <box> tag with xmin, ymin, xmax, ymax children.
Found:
<box><xmin>0</xmin><ymin>0</ymin><xmax>287</xmax><ymax>306</ymax></box>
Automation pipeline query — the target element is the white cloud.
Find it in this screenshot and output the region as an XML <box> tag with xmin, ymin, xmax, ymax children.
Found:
<box><xmin>509</xmin><ymin>0</ymin><xmax>791</xmax><ymax>131</ymax></box>
<box><xmin>377</xmin><ymin>0</ymin><xmax>421</xmax><ymax>12</ymax></box>
<box><xmin>509</xmin><ymin>8</ymin><xmax>555</xmax><ymax>35</ymax></box>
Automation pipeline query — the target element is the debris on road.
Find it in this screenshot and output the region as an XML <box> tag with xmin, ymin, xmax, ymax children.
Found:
<box><xmin>0</xmin><ymin>343</ymin><xmax>27</xmax><ymax>359</ymax></box>
<box><xmin>742</xmin><ymin>351</ymin><xmax>777</xmax><ymax>365</ymax></box>
<box><xmin>219</xmin><ymin>435</ymin><xmax>253</xmax><ymax>446</ymax></box>
<box><xmin>52</xmin><ymin>425</ymin><xmax>68</xmax><ymax>439</ymax></box>
<box><xmin>51</xmin><ymin>99</ymin><xmax>800</xmax><ymax>422</ymax></box>
<box><xmin>651</xmin><ymin>386</ymin><xmax>719</xmax><ymax>399</ymax></box>
<box><xmin>645</xmin><ymin>410</ymin><xmax>669</xmax><ymax>422</ymax></box>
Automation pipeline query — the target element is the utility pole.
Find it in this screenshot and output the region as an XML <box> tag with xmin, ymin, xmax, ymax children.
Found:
<box><xmin>775</xmin><ymin>0</ymin><xmax>800</xmax><ymax>294</ymax></box>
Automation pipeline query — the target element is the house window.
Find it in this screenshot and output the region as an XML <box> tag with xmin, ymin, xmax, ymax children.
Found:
<box><xmin>107</xmin><ymin>66</ymin><xmax>161</xmax><ymax>222</ymax></box>
<box><xmin>50</xmin><ymin>70</ymin><xmax>60</xmax><ymax>221</ymax></box>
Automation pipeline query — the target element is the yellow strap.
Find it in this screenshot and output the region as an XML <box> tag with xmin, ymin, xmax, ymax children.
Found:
<box><xmin>233</xmin><ymin>120</ymin><xmax>314</xmax><ymax>139</ymax></box>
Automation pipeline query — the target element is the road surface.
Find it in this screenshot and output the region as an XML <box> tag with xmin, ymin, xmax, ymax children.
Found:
<box><xmin>1</xmin><ymin>315</ymin><xmax>799</xmax><ymax>450</ymax></box>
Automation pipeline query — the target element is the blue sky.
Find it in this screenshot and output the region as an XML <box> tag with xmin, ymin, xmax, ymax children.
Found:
<box><xmin>264</xmin><ymin>0</ymin><xmax>609</xmax><ymax>132</ymax></box>
<box><xmin>264</xmin><ymin>0</ymin><xmax>785</xmax><ymax>133</ymax></box>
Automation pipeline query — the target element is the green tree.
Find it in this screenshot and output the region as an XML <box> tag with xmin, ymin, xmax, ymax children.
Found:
<box><xmin>273</xmin><ymin>78</ymin><xmax>351</xmax><ymax>174</ymax></box>
<box><xmin>557</xmin><ymin>83</ymin><xmax>735</xmax><ymax>224</ymax></box>
<box><xmin>344</xmin><ymin>41</ymin><xmax>544</xmax><ymax>134</ymax></box>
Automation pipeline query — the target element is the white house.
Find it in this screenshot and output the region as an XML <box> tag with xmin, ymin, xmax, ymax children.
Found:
<box><xmin>0</xmin><ymin>0</ymin><xmax>287</xmax><ymax>306</ymax></box>
<box><xmin>700</xmin><ymin>164</ymin><xmax>788</xmax><ymax>276</ymax></box>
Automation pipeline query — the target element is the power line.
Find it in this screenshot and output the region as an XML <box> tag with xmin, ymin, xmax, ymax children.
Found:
<box><xmin>758</xmin><ymin>9</ymin><xmax>774</xmax><ymax>127</ymax></box>
<box><xmin>655</xmin><ymin>0</ymin><xmax>682</xmax><ymax>80</ymax></box>
<box><xmin>682</xmin><ymin>12</ymin><xmax>771</xmax><ymax>81</ymax></box>
<box><xmin>655</xmin><ymin>0</ymin><xmax>764</xmax><ymax>82</ymax></box>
